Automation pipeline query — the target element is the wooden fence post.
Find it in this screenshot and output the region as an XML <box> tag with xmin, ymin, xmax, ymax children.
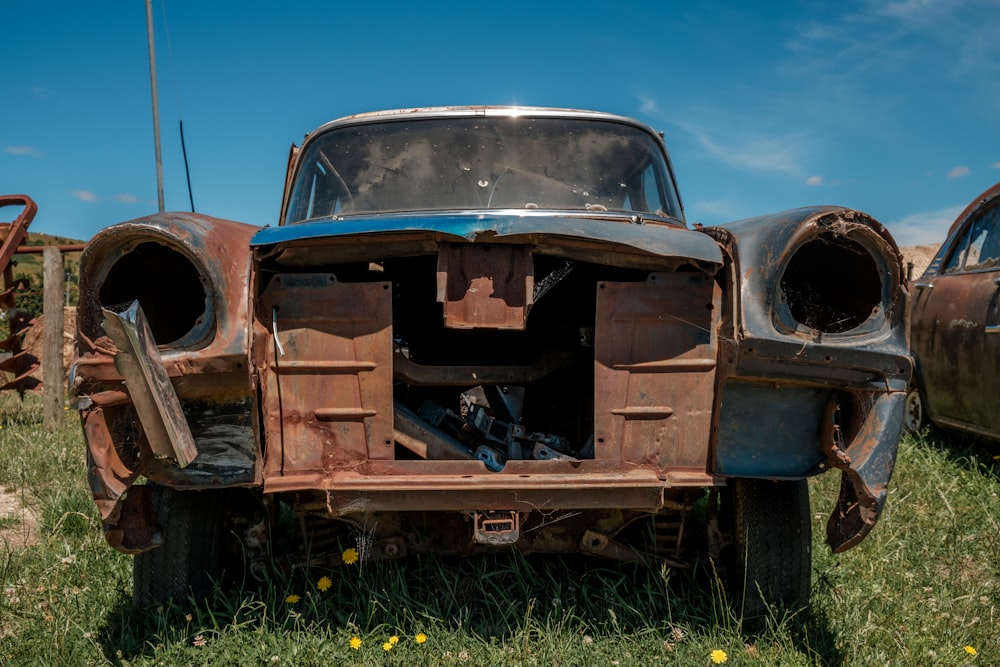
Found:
<box><xmin>43</xmin><ymin>246</ymin><xmax>64</xmax><ymax>427</ymax></box>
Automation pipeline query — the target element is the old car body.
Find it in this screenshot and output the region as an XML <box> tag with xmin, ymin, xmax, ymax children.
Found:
<box><xmin>907</xmin><ymin>181</ymin><xmax>1000</xmax><ymax>439</ymax></box>
<box><xmin>71</xmin><ymin>107</ymin><xmax>911</xmax><ymax>614</ymax></box>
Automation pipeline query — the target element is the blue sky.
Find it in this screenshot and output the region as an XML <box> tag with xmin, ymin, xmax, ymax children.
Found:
<box><xmin>2</xmin><ymin>0</ymin><xmax>999</xmax><ymax>246</ymax></box>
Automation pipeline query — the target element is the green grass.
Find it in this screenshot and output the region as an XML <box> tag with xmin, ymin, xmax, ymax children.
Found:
<box><xmin>0</xmin><ymin>393</ymin><xmax>997</xmax><ymax>665</ymax></box>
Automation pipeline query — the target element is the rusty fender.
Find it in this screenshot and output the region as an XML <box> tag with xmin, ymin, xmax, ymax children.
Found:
<box><xmin>71</xmin><ymin>213</ymin><xmax>260</xmax><ymax>553</ymax></box>
<box><xmin>704</xmin><ymin>207</ymin><xmax>912</xmax><ymax>552</ymax></box>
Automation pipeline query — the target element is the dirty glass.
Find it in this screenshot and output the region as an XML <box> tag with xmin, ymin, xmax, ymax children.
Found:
<box><xmin>944</xmin><ymin>202</ymin><xmax>1000</xmax><ymax>273</ymax></box>
<box><xmin>285</xmin><ymin>116</ymin><xmax>682</xmax><ymax>223</ymax></box>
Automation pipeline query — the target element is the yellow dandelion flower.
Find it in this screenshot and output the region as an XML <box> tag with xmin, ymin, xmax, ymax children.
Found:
<box><xmin>965</xmin><ymin>645</ymin><xmax>978</xmax><ymax>656</ymax></box>
<box><xmin>710</xmin><ymin>648</ymin><xmax>728</xmax><ymax>664</ymax></box>
<box><xmin>349</xmin><ymin>636</ymin><xmax>362</xmax><ymax>650</ymax></box>
<box><xmin>317</xmin><ymin>576</ymin><xmax>332</xmax><ymax>592</ymax></box>
<box><xmin>285</xmin><ymin>594</ymin><xmax>300</xmax><ymax>604</ymax></box>
<box><xmin>415</xmin><ymin>632</ymin><xmax>428</xmax><ymax>644</ymax></box>
<box><xmin>389</xmin><ymin>635</ymin><xmax>399</xmax><ymax>645</ymax></box>
<box><xmin>382</xmin><ymin>641</ymin><xmax>393</xmax><ymax>651</ymax></box>
<box><xmin>342</xmin><ymin>547</ymin><xmax>359</xmax><ymax>565</ymax></box>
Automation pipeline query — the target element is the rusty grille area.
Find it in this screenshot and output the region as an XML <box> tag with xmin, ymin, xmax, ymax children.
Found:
<box><xmin>253</xmin><ymin>245</ymin><xmax>720</xmax><ymax>507</ymax></box>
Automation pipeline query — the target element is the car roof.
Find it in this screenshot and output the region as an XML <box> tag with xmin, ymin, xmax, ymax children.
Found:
<box><xmin>305</xmin><ymin>106</ymin><xmax>664</xmax><ymax>141</ymax></box>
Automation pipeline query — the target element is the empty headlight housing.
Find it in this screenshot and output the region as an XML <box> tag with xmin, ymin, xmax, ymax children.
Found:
<box><xmin>775</xmin><ymin>228</ymin><xmax>894</xmax><ymax>337</ymax></box>
<box><xmin>81</xmin><ymin>237</ymin><xmax>214</xmax><ymax>349</ymax></box>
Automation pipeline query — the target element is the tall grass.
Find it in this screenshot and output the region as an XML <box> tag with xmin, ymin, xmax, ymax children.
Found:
<box><xmin>0</xmin><ymin>392</ymin><xmax>996</xmax><ymax>665</ymax></box>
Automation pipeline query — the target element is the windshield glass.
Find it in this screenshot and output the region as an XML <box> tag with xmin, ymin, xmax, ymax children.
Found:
<box><xmin>285</xmin><ymin>116</ymin><xmax>682</xmax><ymax>224</ymax></box>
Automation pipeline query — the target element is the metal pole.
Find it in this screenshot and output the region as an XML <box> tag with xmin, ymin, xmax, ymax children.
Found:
<box><xmin>146</xmin><ymin>0</ymin><xmax>165</xmax><ymax>213</ymax></box>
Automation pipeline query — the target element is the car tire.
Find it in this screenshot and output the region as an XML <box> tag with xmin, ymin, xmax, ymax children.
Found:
<box><xmin>728</xmin><ymin>478</ymin><xmax>811</xmax><ymax>620</ymax></box>
<box><xmin>902</xmin><ymin>384</ymin><xmax>929</xmax><ymax>433</ymax></box>
<box><xmin>133</xmin><ymin>485</ymin><xmax>248</xmax><ymax>606</ymax></box>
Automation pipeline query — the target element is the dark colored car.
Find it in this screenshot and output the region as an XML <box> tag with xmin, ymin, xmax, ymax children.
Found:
<box><xmin>907</xmin><ymin>182</ymin><xmax>1000</xmax><ymax>438</ymax></box>
<box><xmin>70</xmin><ymin>107</ymin><xmax>911</xmax><ymax>617</ymax></box>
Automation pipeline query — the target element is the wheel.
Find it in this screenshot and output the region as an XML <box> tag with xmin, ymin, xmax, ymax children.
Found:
<box><xmin>727</xmin><ymin>478</ymin><xmax>811</xmax><ymax>620</ymax></box>
<box><xmin>133</xmin><ymin>485</ymin><xmax>254</xmax><ymax>606</ymax></box>
<box><xmin>902</xmin><ymin>384</ymin><xmax>928</xmax><ymax>433</ymax></box>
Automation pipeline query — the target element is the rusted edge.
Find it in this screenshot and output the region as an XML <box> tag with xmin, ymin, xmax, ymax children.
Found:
<box><xmin>822</xmin><ymin>390</ymin><xmax>905</xmax><ymax>552</ymax></box>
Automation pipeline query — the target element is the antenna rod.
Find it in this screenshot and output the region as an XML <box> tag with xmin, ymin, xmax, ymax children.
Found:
<box><xmin>180</xmin><ymin>120</ymin><xmax>195</xmax><ymax>212</ymax></box>
<box><xmin>146</xmin><ymin>0</ymin><xmax>165</xmax><ymax>213</ymax></box>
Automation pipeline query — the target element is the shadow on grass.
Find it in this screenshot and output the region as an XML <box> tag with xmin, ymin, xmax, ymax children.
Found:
<box><xmin>95</xmin><ymin>551</ymin><xmax>844</xmax><ymax>664</ymax></box>
<box><xmin>909</xmin><ymin>428</ymin><xmax>1000</xmax><ymax>479</ymax></box>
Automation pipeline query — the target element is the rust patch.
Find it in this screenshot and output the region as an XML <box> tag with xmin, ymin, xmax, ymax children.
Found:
<box><xmin>594</xmin><ymin>272</ymin><xmax>719</xmax><ymax>467</ymax></box>
<box><xmin>437</xmin><ymin>244</ymin><xmax>533</xmax><ymax>329</ymax></box>
<box><xmin>259</xmin><ymin>274</ymin><xmax>393</xmax><ymax>476</ymax></box>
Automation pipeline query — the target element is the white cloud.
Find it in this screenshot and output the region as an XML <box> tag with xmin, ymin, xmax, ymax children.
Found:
<box><xmin>4</xmin><ymin>146</ymin><xmax>38</xmax><ymax>156</ymax></box>
<box><xmin>32</xmin><ymin>86</ymin><xmax>54</xmax><ymax>100</ymax></box>
<box><xmin>947</xmin><ymin>165</ymin><xmax>970</xmax><ymax>179</ymax></box>
<box><xmin>73</xmin><ymin>190</ymin><xmax>98</xmax><ymax>203</ymax></box>
<box><xmin>806</xmin><ymin>175</ymin><xmax>824</xmax><ymax>186</ymax></box>
<box><xmin>115</xmin><ymin>193</ymin><xmax>139</xmax><ymax>203</ymax></box>
<box><xmin>992</xmin><ymin>161</ymin><xmax>1000</xmax><ymax>169</ymax></box>
<box><xmin>886</xmin><ymin>203</ymin><xmax>964</xmax><ymax>246</ymax></box>
<box><xmin>638</xmin><ymin>95</ymin><xmax>657</xmax><ymax>115</ymax></box>
<box><xmin>675</xmin><ymin>119</ymin><xmax>805</xmax><ymax>176</ymax></box>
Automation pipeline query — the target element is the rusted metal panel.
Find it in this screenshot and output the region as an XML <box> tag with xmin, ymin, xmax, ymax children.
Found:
<box><xmin>911</xmin><ymin>271</ymin><xmax>994</xmax><ymax>425</ymax></box>
<box><xmin>437</xmin><ymin>244</ymin><xmax>533</xmax><ymax>329</ymax></box>
<box><xmin>823</xmin><ymin>390</ymin><xmax>904</xmax><ymax>552</ymax></box>
<box><xmin>258</xmin><ymin>275</ymin><xmax>393</xmax><ymax>477</ymax></box>
<box><xmin>594</xmin><ymin>272</ymin><xmax>719</xmax><ymax>467</ymax></box>
<box><xmin>101</xmin><ymin>302</ymin><xmax>198</xmax><ymax>467</ymax></box>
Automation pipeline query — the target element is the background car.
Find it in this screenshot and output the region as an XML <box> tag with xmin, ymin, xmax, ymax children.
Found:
<box><xmin>71</xmin><ymin>106</ymin><xmax>911</xmax><ymax>618</ymax></box>
<box><xmin>907</xmin><ymin>181</ymin><xmax>1000</xmax><ymax>439</ymax></box>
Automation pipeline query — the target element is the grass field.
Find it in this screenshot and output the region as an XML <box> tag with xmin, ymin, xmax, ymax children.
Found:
<box><xmin>0</xmin><ymin>393</ymin><xmax>996</xmax><ymax>666</ymax></box>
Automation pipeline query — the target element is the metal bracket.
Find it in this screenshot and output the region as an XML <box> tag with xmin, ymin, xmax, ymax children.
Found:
<box><xmin>472</xmin><ymin>510</ymin><xmax>520</xmax><ymax>545</ymax></box>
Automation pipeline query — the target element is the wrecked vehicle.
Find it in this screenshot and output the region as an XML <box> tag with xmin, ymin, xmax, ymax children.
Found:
<box><xmin>71</xmin><ymin>107</ymin><xmax>911</xmax><ymax>616</ymax></box>
<box><xmin>907</xmin><ymin>181</ymin><xmax>1000</xmax><ymax>438</ymax></box>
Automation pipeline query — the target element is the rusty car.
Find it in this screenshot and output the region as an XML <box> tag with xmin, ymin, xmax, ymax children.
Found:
<box><xmin>907</xmin><ymin>181</ymin><xmax>1000</xmax><ymax>439</ymax></box>
<box><xmin>70</xmin><ymin>106</ymin><xmax>911</xmax><ymax>616</ymax></box>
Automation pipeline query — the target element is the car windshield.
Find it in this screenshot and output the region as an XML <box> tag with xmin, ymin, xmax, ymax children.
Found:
<box><xmin>285</xmin><ymin>115</ymin><xmax>683</xmax><ymax>223</ymax></box>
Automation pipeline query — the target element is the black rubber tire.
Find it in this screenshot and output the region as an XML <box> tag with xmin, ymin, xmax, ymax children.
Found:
<box><xmin>902</xmin><ymin>384</ymin><xmax>928</xmax><ymax>434</ymax></box>
<box><xmin>133</xmin><ymin>485</ymin><xmax>246</xmax><ymax>606</ymax></box>
<box><xmin>729</xmin><ymin>478</ymin><xmax>811</xmax><ymax>620</ymax></box>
